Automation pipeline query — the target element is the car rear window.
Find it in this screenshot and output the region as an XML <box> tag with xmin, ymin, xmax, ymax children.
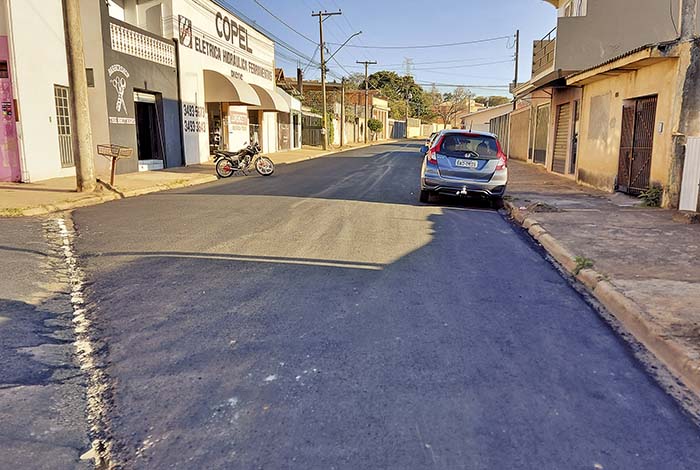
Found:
<box><xmin>439</xmin><ymin>134</ymin><xmax>499</xmax><ymax>159</ymax></box>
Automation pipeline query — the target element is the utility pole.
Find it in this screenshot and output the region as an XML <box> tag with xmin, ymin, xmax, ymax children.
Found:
<box><xmin>513</xmin><ymin>29</ymin><xmax>520</xmax><ymax>111</ymax></box>
<box><xmin>340</xmin><ymin>78</ymin><xmax>345</xmax><ymax>147</ymax></box>
<box><xmin>405</xmin><ymin>92</ymin><xmax>411</xmax><ymax>138</ymax></box>
<box><xmin>312</xmin><ymin>10</ymin><xmax>342</xmax><ymax>150</ymax></box>
<box><xmin>356</xmin><ymin>60</ymin><xmax>376</xmax><ymax>143</ymax></box>
<box><xmin>62</xmin><ymin>0</ymin><xmax>96</xmax><ymax>192</ymax></box>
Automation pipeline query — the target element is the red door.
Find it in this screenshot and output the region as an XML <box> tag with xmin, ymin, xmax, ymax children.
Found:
<box><xmin>0</xmin><ymin>36</ymin><xmax>21</xmax><ymax>182</ymax></box>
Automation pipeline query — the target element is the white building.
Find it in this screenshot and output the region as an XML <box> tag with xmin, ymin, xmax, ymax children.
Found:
<box><xmin>165</xmin><ymin>0</ymin><xmax>291</xmax><ymax>161</ymax></box>
<box><xmin>0</xmin><ymin>0</ymin><xmax>74</xmax><ymax>182</ymax></box>
<box><xmin>0</xmin><ymin>0</ymin><xmax>300</xmax><ymax>183</ymax></box>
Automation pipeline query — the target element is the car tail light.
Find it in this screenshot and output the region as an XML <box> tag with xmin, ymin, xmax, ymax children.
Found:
<box><xmin>427</xmin><ymin>149</ymin><xmax>438</xmax><ymax>165</ymax></box>
<box><xmin>427</xmin><ymin>135</ymin><xmax>444</xmax><ymax>165</ymax></box>
<box><xmin>496</xmin><ymin>152</ymin><xmax>507</xmax><ymax>171</ymax></box>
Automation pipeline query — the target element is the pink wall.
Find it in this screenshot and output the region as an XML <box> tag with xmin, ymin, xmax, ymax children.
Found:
<box><xmin>0</xmin><ymin>36</ymin><xmax>21</xmax><ymax>182</ymax></box>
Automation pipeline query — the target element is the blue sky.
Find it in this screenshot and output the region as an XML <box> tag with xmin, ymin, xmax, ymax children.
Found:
<box><xmin>222</xmin><ymin>0</ymin><xmax>557</xmax><ymax>96</ymax></box>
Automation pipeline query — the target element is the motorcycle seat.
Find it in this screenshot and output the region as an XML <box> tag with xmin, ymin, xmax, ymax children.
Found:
<box><xmin>216</xmin><ymin>150</ymin><xmax>243</xmax><ymax>157</ymax></box>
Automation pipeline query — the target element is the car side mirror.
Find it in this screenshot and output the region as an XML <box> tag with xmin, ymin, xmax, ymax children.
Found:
<box><xmin>419</xmin><ymin>145</ymin><xmax>427</xmax><ymax>154</ymax></box>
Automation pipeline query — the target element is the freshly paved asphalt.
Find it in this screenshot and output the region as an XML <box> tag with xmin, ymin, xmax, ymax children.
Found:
<box><xmin>72</xmin><ymin>141</ymin><xmax>700</xmax><ymax>469</ymax></box>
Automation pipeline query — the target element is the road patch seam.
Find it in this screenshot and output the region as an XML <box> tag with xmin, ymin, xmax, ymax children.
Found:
<box><xmin>53</xmin><ymin>215</ymin><xmax>115</xmax><ymax>469</ymax></box>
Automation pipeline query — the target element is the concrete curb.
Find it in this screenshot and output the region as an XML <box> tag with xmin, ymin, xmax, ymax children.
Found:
<box><xmin>503</xmin><ymin>200</ymin><xmax>700</xmax><ymax>397</ymax></box>
<box><xmin>2</xmin><ymin>140</ymin><xmax>398</xmax><ymax>218</ymax></box>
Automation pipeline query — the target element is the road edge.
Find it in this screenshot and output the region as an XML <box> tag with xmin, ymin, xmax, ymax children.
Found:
<box><xmin>503</xmin><ymin>200</ymin><xmax>700</xmax><ymax>398</ymax></box>
<box><xmin>3</xmin><ymin>140</ymin><xmax>399</xmax><ymax>218</ymax></box>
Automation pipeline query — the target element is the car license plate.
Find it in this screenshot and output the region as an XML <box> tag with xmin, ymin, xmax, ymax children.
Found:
<box><xmin>455</xmin><ymin>159</ymin><xmax>478</xmax><ymax>168</ymax></box>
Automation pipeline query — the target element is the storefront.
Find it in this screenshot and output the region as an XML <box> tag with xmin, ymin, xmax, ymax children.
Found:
<box><xmin>102</xmin><ymin>19</ymin><xmax>182</xmax><ymax>173</ymax></box>
<box><xmin>76</xmin><ymin>0</ymin><xmax>183</xmax><ymax>178</ymax></box>
<box><xmin>165</xmin><ymin>0</ymin><xmax>289</xmax><ymax>163</ymax></box>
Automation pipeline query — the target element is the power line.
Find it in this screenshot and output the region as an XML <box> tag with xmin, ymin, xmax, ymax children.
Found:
<box><xmin>213</xmin><ymin>1</ymin><xmax>324</xmax><ymax>70</ymax></box>
<box><xmin>415</xmin><ymin>81</ymin><xmax>510</xmax><ymax>89</ymax></box>
<box><xmin>326</xmin><ymin>35</ymin><xmax>511</xmax><ymax>49</ymax></box>
<box><xmin>340</xmin><ymin>55</ymin><xmax>515</xmax><ymax>68</ymax></box>
<box><xmin>214</xmin><ymin>0</ymin><xmax>349</xmax><ymax>79</ymax></box>
<box><xmin>412</xmin><ymin>59</ymin><xmax>514</xmax><ymax>71</ymax></box>
<box><xmin>252</xmin><ymin>0</ymin><xmax>316</xmax><ymax>44</ymax></box>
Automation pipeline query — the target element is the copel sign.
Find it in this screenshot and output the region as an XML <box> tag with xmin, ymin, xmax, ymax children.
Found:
<box><xmin>215</xmin><ymin>12</ymin><xmax>253</xmax><ymax>54</ymax></box>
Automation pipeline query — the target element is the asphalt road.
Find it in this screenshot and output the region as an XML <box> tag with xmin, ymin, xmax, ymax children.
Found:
<box><xmin>0</xmin><ymin>217</ymin><xmax>91</xmax><ymax>469</ymax></box>
<box><xmin>72</xmin><ymin>141</ymin><xmax>700</xmax><ymax>469</ymax></box>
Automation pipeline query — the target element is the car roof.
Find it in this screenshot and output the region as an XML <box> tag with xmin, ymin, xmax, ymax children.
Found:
<box><xmin>440</xmin><ymin>129</ymin><xmax>498</xmax><ymax>138</ymax></box>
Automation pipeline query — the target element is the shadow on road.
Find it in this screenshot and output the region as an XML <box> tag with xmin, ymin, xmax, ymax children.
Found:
<box><xmin>73</xmin><ymin>194</ymin><xmax>700</xmax><ymax>468</ymax></box>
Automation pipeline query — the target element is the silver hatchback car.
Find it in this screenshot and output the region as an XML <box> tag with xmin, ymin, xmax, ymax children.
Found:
<box><xmin>419</xmin><ymin>130</ymin><xmax>508</xmax><ymax>205</ymax></box>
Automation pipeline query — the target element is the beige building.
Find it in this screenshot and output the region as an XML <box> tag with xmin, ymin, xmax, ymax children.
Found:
<box><xmin>509</xmin><ymin>0</ymin><xmax>700</xmax><ymax>208</ymax></box>
<box><xmin>566</xmin><ymin>46</ymin><xmax>680</xmax><ymax>196</ymax></box>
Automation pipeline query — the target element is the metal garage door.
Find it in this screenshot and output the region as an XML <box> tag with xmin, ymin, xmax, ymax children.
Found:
<box><xmin>532</xmin><ymin>104</ymin><xmax>549</xmax><ymax>164</ymax></box>
<box><xmin>552</xmin><ymin>103</ymin><xmax>570</xmax><ymax>174</ymax></box>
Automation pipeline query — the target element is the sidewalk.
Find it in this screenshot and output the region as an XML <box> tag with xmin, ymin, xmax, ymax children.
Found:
<box><xmin>0</xmin><ymin>141</ymin><xmax>390</xmax><ymax>217</ymax></box>
<box><xmin>505</xmin><ymin>159</ymin><xmax>700</xmax><ymax>396</ymax></box>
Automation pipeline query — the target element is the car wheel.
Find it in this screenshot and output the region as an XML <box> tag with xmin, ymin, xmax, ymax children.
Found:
<box><xmin>419</xmin><ymin>189</ymin><xmax>431</xmax><ymax>203</ymax></box>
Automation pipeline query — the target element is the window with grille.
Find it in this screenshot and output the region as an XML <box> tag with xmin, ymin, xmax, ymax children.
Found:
<box><xmin>54</xmin><ymin>85</ymin><xmax>74</xmax><ymax>168</ymax></box>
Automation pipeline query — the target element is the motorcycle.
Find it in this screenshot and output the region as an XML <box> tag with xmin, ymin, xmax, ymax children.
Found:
<box><xmin>213</xmin><ymin>142</ymin><xmax>275</xmax><ymax>178</ymax></box>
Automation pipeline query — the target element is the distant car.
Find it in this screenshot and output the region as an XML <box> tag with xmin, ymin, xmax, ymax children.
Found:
<box><xmin>419</xmin><ymin>130</ymin><xmax>508</xmax><ymax>206</ymax></box>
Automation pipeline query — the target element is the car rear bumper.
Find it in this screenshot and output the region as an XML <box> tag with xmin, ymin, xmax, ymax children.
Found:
<box><xmin>421</xmin><ymin>172</ymin><xmax>508</xmax><ymax>198</ymax></box>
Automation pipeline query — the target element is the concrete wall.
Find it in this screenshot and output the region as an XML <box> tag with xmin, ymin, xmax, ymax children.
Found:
<box><xmin>7</xmin><ymin>0</ymin><xmax>75</xmax><ymax>182</ymax></box>
<box><xmin>556</xmin><ymin>0</ymin><xmax>678</xmax><ymax>72</ymax></box>
<box><xmin>407</xmin><ymin>118</ymin><xmax>421</xmax><ymax>138</ymax></box>
<box><xmin>576</xmin><ymin>59</ymin><xmax>679</xmax><ymax>193</ymax></box>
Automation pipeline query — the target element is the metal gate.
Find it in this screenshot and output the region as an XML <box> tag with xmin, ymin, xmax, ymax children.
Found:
<box><xmin>552</xmin><ymin>102</ymin><xmax>570</xmax><ymax>174</ymax></box>
<box><xmin>532</xmin><ymin>104</ymin><xmax>550</xmax><ymax>164</ymax></box>
<box><xmin>617</xmin><ymin>95</ymin><xmax>657</xmax><ymax>195</ymax></box>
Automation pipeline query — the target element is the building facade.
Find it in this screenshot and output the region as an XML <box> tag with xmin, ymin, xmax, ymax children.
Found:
<box><xmin>508</xmin><ymin>0</ymin><xmax>700</xmax><ymax>208</ymax></box>
<box><xmin>0</xmin><ymin>0</ymin><xmax>300</xmax><ymax>183</ymax></box>
<box><xmin>88</xmin><ymin>0</ymin><xmax>183</xmax><ymax>176</ymax></box>
<box><xmin>0</xmin><ymin>0</ymin><xmax>76</xmax><ymax>182</ymax></box>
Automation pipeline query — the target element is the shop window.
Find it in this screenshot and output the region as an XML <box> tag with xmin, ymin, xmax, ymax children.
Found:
<box><xmin>54</xmin><ymin>85</ymin><xmax>75</xmax><ymax>168</ymax></box>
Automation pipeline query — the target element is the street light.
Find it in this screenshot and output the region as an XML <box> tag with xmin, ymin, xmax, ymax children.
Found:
<box><xmin>319</xmin><ymin>30</ymin><xmax>361</xmax><ymax>149</ymax></box>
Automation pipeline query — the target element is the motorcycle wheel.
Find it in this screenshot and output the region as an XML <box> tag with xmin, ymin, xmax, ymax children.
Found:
<box><xmin>255</xmin><ymin>156</ymin><xmax>275</xmax><ymax>176</ymax></box>
<box><xmin>215</xmin><ymin>158</ymin><xmax>235</xmax><ymax>178</ymax></box>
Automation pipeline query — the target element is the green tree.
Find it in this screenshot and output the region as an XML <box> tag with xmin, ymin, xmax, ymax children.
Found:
<box><xmin>367</xmin><ymin>118</ymin><xmax>383</xmax><ymax>140</ymax></box>
<box><xmin>367</xmin><ymin>71</ymin><xmax>434</xmax><ymax>122</ymax></box>
<box><xmin>475</xmin><ymin>95</ymin><xmax>511</xmax><ymax>107</ymax></box>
